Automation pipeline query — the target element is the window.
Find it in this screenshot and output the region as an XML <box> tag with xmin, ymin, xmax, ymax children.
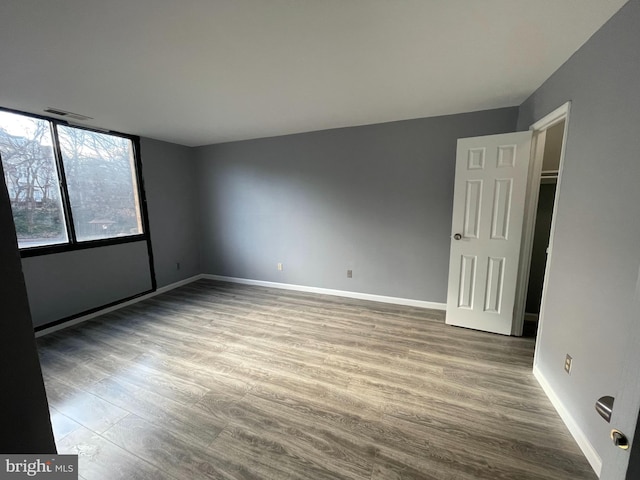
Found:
<box><xmin>57</xmin><ymin>125</ymin><xmax>143</xmax><ymax>242</ymax></box>
<box><xmin>0</xmin><ymin>113</ymin><xmax>68</xmax><ymax>248</ymax></box>
<box><xmin>0</xmin><ymin>109</ymin><xmax>145</xmax><ymax>252</ymax></box>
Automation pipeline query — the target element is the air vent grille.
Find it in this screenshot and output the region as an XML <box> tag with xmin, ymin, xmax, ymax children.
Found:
<box><xmin>44</xmin><ymin>107</ymin><xmax>93</xmax><ymax>122</ymax></box>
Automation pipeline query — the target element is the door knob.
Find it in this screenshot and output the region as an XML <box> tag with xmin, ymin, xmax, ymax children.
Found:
<box><xmin>611</xmin><ymin>429</ymin><xmax>629</xmax><ymax>450</ymax></box>
<box><xmin>453</xmin><ymin>233</ymin><xmax>462</xmax><ymax>240</ymax></box>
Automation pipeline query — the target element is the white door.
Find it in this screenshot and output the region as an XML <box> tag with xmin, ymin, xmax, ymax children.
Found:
<box><xmin>446</xmin><ymin>131</ymin><xmax>532</xmax><ymax>335</ymax></box>
<box><xmin>600</xmin><ymin>306</ymin><xmax>640</xmax><ymax>480</ymax></box>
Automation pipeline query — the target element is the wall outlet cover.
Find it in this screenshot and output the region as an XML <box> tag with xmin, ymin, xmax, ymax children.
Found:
<box><xmin>564</xmin><ymin>354</ymin><xmax>572</xmax><ymax>374</ymax></box>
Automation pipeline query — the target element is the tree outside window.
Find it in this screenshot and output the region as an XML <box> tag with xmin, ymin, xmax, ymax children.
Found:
<box><xmin>0</xmin><ymin>110</ymin><xmax>143</xmax><ymax>250</ymax></box>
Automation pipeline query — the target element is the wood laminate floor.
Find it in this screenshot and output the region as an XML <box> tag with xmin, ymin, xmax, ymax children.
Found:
<box><xmin>36</xmin><ymin>280</ymin><xmax>597</xmax><ymax>480</ymax></box>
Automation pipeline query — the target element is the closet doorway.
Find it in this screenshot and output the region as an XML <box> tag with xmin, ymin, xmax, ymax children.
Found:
<box><xmin>523</xmin><ymin>119</ymin><xmax>564</xmax><ymax>336</ymax></box>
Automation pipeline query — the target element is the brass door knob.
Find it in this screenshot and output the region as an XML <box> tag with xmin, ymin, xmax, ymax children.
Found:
<box><xmin>611</xmin><ymin>429</ymin><xmax>629</xmax><ymax>450</ymax></box>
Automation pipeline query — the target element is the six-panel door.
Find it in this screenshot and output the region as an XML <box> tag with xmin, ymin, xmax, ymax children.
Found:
<box><xmin>446</xmin><ymin>131</ymin><xmax>532</xmax><ymax>335</ymax></box>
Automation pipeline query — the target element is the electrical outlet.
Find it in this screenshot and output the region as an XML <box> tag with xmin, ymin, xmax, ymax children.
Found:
<box><xmin>347</xmin><ymin>269</ymin><xmax>352</xmax><ymax>278</ymax></box>
<box><xmin>277</xmin><ymin>263</ymin><xmax>283</xmax><ymax>271</ymax></box>
<box><xmin>564</xmin><ymin>354</ymin><xmax>572</xmax><ymax>374</ymax></box>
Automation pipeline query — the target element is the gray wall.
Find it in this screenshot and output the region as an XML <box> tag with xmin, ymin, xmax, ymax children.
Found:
<box><xmin>0</xmin><ymin>162</ymin><xmax>55</xmax><ymax>453</ymax></box>
<box><xmin>22</xmin><ymin>241</ymin><xmax>153</xmax><ymax>328</ymax></box>
<box><xmin>195</xmin><ymin>108</ymin><xmax>518</xmax><ymax>303</ymax></box>
<box><xmin>20</xmin><ymin>136</ymin><xmax>201</xmax><ymax>328</ymax></box>
<box><xmin>518</xmin><ymin>0</ymin><xmax>640</xmax><ymax>466</ymax></box>
<box><xmin>141</xmin><ymin>137</ymin><xmax>200</xmax><ymax>288</ymax></box>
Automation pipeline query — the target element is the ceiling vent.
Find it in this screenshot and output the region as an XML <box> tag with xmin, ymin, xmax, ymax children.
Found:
<box><xmin>44</xmin><ymin>107</ymin><xmax>93</xmax><ymax>122</ymax></box>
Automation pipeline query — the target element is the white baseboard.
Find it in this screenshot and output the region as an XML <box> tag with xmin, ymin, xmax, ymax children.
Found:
<box><xmin>203</xmin><ymin>274</ymin><xmax>447</xmax><ymax>311</ymax></box>
<box><xmin>533</xmin><ymin>365</ymin><xmax>602</xmax><ymax>477</ymax></box>
<box><xmin>35</xmin><ymin>274</ymin><xmax>205</xmax><ymax>337</ymax></box>
<box><xmin>35</xmin><ymin>273</ymin><xmax>446</xmax><ymax>337</ymax></box>
<box><xmin>156</xmin><ymin>274</ymin><xmax>205</xmax><ymax>294</ymax></box>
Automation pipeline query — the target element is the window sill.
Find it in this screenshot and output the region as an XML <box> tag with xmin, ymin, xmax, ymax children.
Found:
<box><xmin>20</xmin><ymin>234</ymin><xmax>147</xmax><ymax>258</ymax></box>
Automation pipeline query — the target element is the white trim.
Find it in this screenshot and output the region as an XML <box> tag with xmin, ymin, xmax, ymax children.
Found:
<box><xmin>512</xmin><ymin>129</ymin><xmax>545</xmax><ymax>335</ymax></box>
<box><xmin>530</xmin><ymin>102</ymin><xmax>571</xmax><ymax>131</ymax></box>
<box><xmin>533</xmin><ymin>365</ymin><xmax>602</xmax><ymax>477</ymax></box>
<box><xmin>35</xmin><ymin>273</ymin><xmax>445</xmax><ymax>338</ymax></box>
<box><xmin>203</xmin><ymin>274</ymin><xmax>447</xmax><ymax>311</ymax></box>
<box><xmin>514</xmin><ymin>101</ymin><xmax>571</xmax><ymax>336</ymax></box>
<box><xmin>532</xmin><ymin>102</ymin><xmax>571</xmax><ymax>363</ymax></box>
<box><xmin>35</xmin><ymin>274</ymin><xmax>205</xmax><ymax>337</ymax></box>
<box><xmin>155</xmin><ymin>274</ymin><xmax>205</xmax><ymax>294</ymax></box>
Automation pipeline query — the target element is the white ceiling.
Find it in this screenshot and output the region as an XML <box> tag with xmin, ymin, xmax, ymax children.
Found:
<box><xmin>0</xmin><ymin>0</ymin><xmax>628</xmax><ymax>147</ymax></box>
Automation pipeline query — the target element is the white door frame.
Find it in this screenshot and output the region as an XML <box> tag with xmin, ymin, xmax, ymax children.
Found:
<box><xmin>512</xmin><ymin>102</ymin><xmax>571</xmax><ymax>337</ymax></box>
<box><xmin>513</xmin><ymin>101</ymin><xmax>640</xmax><ymax>478</ymax></box>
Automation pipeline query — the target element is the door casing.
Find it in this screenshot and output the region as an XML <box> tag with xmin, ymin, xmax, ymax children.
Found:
<box><xmin>513</xmin><ymin>102</ymin><xmax>571</xmax><ymax>336</ymax></box>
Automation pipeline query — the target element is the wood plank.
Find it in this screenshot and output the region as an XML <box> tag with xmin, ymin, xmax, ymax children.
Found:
<box><xmin>57</xmin><ymin>425</ymin><xmax>172</xmax><ymax>479</ymax></box>
<box><xmin>37</xmin><ymin>279</ymin><xmax>597</xmax><ymax>480</ymax></box>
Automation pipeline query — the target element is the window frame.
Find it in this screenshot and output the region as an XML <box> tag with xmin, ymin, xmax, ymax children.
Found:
<box><xmin>0</xmin><ymin>106</ymin><xmax>152</xmax><ymax>259</ymax></box>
